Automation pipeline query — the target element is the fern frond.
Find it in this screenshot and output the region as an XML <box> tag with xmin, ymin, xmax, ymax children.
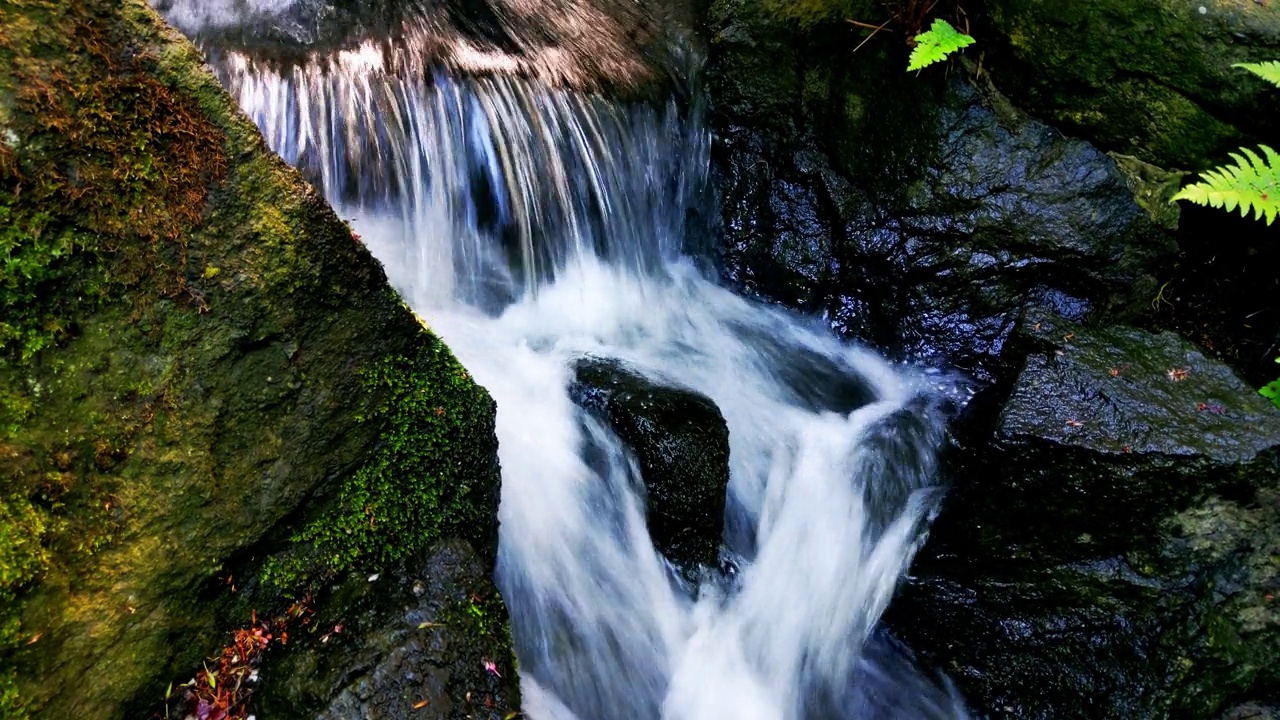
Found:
<box><xmin>1262</xmin><ymin>358</ymin><xmax>1280</xmax><ymax>409</ymax></box>
<box><xmin>907</xmin><ymin>19</ymin><xmax>976</xmax><ymax>72</ymax></box>
<box><xmin>1171</xmin><ymin>144</ymin><xmax>1280</xmax><ymax>225</ymax></box>
<box><xmin>1234</xmin><ymin>61</ymin><xmax>1280</xmax><ymax>88</ymax></box>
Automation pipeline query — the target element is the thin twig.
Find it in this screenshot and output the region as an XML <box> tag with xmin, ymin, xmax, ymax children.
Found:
<box><xmin>846</xmin><ymin>18</ymin><xmax>890</xmax><ymax>30</ymax></box>
<box><xmin>850</xmin><ymin>17</ymin><xmax>894</xmax><ymax>55</ymax></box>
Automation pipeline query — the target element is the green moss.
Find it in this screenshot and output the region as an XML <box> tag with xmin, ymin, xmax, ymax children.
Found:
<box><xmin>263</xmin><ymin>337</ymin><xmax>500</xmax><ymax>593</ymax></box>
<box><xmin>0</xmin><ymin>0</ymin><xmax>230</xmax><ymax>705</ymax></box>
<box><xmin>760</xmin><ymin>0</ymin><xmax>868</xmax><ymax>26</ymax></box>
<box><xmin>440</xmin><ymin>579</ymin><xmax>514</xmax><ymax>662</ymax></box>
<box><xmin>0</xmin><ymin>1</ymin><xmax>504</xmax><ymax>717</ymax></box>
<box><xmin>0</xmin><ymin>494</ymin><xmax>48</xmax><ymax>719</ymax></box>
<box><xmin>986</xmin><ymin>0</ymin><xmax>1276</xmax><ymax>167</ymax></box>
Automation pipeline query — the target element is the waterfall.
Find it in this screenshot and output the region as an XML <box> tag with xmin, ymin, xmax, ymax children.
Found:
<box><xmin>179</xmin><ymin>3</ymin><xmax>971</xmax><ymax>717</ymax></box>
<box><xmin>220</xmin><ymin>45</ymin><xmax>704</xmax><ymax>308</ymax></box>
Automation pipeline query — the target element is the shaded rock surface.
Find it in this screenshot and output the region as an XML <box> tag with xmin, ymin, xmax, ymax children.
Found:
<box><xmin>259</xmin><ymin>539</ymin><xmax>518</xmax><ymax>720</ymax></box>
<box><xmin>157</xmin><ymin>0</ymin><xmax>686</xmax><ymax>96</ymax></box>
<box><xmin>983</xmin><ymin>0</ymin><xmax>1280</xmax><ymax>169</ymax></box>
<box><xmin>887</xmin><ymin>318</ymin><xmax>1280</xmax><ymax>718</ymax></box>
<box><xmin>708</xmin><ymin>0</ymin><xmax>1175</xmax><ymax>380</ymax></box>
<box><xmin>0</xmin><ymin>1</ymin><xmax>506</xmax><ymax>717</ymax></box>
<box><xmin>569</xmin><ymin>357</ymin><xmax>730</xmax><ymax>569</ymax></box>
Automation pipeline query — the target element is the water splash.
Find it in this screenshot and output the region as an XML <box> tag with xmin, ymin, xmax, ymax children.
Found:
<box><xmin>192</xmin><ymin>5</ymin><xmax>969</xmax><ymax>716</ymax></box>
<box><xmin>429</xmin><ymin>262</ymin><xmax>966</xmax><ymax>720</ymax></box>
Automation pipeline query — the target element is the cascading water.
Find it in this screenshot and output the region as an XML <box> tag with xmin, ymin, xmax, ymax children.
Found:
<box><xmin>187</xmin><ymin>3</ymin><xmax>972</xmax><ymax>716</ymax></box>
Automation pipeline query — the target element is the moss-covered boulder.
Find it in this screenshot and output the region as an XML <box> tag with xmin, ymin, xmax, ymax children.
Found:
<box><xmin>888</xmin><ymin>318</ymin><xmax>1280</xmax><ymax>718</ymax></box>
<box><xmin>0</xmin><ymin>1</ymin><xmax>508</xmax><ymax>718</ymax></box>
<box><xmin>984</xmin><ymin>0</ymin><xmax>1280</xmax><ymax>169</ymax></box>
<box><xmin>570</xmin><ymin>357</ymin><xmax>730</xmax><ymax>570</ymax></box>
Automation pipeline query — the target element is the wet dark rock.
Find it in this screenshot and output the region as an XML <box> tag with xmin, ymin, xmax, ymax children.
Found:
<box><xmin>983</xmin><ymin>0</ymin><xmax>1280</xmax><ymax>169</ymax></box>
<box><xmin>887</xmin><ymin>319</ymin><xmax>1280</xmax><ymax>718</ymax></box>
<box><xmin>569</xmin><ymin>357</ymin><xmax>730</xmax><ymax>569</ymax></box>
<box><xmin>258</xmin><ymin>539</ymin><xmax>519</xmax><ymax>720</ymax></box>
<box><xmin>707</xmin><ymin>2</ymin><xmax>1176</xmax><ymax>380</ymax></box>
<box><xmin>725</xmin><ymin>323</ymin><xmax>879</xmax><ymax>415</ymax></box>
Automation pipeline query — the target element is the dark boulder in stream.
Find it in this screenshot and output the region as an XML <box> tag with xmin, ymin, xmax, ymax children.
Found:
<box><xmin>570</xmin><ymin>357</ymin><xmax>730</xmax><ymax>569</ymax></box>
<box><xmin>887</xmin><ymin>318</ymin><xmax>1280</xmax><ymax>718</ymax></box>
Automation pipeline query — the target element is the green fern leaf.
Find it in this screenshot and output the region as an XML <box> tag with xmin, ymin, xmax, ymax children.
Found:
<box><xmin>907</xmin><ymin>19</ymin><xmax>976</xmax><ymax>72</ymax></box>
<box><xmin>1262</xmin><ymin>358</ymin><xmax>1280</xmax><ymax>409</ymax></box>
<box><xmin>1171</xmin><ymin>144</ymin><xmax>1280</xmax><ymax>225</ymax></box>
<box><xmin>1234</xmin><ymin>61</ymin><xmax>1280</xmax><ymax>88</ymax></box>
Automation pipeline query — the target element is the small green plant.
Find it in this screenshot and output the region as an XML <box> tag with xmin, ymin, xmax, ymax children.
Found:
<box><xmin>1172</xmin><ymin>63</ymin><xmax>1280</xmax><ymax>224</ymax></box>
<box><xmin>1236</xmin><ymin>61</ymin><xmax>1280</xmax><ymax>87</ymax></box>
<box><xmin>906</xmin><ymin>19</ymin><xmax>975</xmax><ymax>72</ymax></box>
<box><xmin>1259</xmin><ymin>358</ymin><xmax>1280</xmax><ymax>409</ymax></box>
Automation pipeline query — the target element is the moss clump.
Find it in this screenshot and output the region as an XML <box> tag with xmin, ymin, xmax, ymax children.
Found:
<box><xmin>261</xmin><ymin>335</ymin><xmax>500</xmax><ymax>593</ymax></box>
<box><xmin>0</xmin><ymin>0</ymin><xmax>226</xmax><ymax>360</ymax></box>
<box><xmin>441</xmin><ymin>580</ymin><xmax>515</xmax><ymax>662</ymax></box>
<box><xmin>985</xmin><ymin>0</ymin><xmax>1279</xmax><ymax>167</ymax></box>
<box><xmin>0</xmin><ymin>493</ymin><xmax>47</xmax><ymax>717</ymax></box>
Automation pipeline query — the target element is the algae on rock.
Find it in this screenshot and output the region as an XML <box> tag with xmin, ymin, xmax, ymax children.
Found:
<box><xmin>0</xmin><ymin>1</ymin><xmax>509</xmax><ymax>718</ymax></box>
<box><xmin>984</xmin><ymin>0</ymin><xmax>1280</xmax><ymax>168</ymax></box>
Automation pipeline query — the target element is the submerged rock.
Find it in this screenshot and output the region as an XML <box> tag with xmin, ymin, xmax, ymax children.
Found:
<box><xmin>569</xmin><ymin>357</ymin><xmax>730</xmax><ymax>569</ymax></box>
<box><xmin>888</xmin><ymin>319</ymin><xmax>1280</xmax><ymax>718</ymax></box>
<box><xmin>258</xmin><ymin>539</ymin><xmax>518</xmax><ymax>720</ymax></box>
<box><xmin>708</xmin><ymin>0</ymin><xmax>1175</xmax><ymax>380</ymax></box>
<box><xmin>0</xmin><ymin>1</ymin><xmax>506</xmax><ymax>717</ymax></box>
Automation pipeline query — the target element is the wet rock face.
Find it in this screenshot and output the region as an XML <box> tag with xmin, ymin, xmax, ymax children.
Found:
<box><xmin>570</xmin><ymin>357</ymin><xmax>730</xmax><ymax>569</ymax></box>
<box><xmin>887</xmin><ymin>318</ymin><xmax>1280</xmax><ymax>718</ymax></box>
<box><xmin>970</xmin><ymin>317</ymin><xmax>1280</xmax><ymax>558</ymax></box>
<box><xmin>984</xmin><ymin>0</ymin><xmax>1280</xmax><ymax>168</ymax></box>
<box><xmin>258</xmin><ymin>540</ymin><xmax>518</xmax><ymax>720</ymax></box>
<box><xmin>708</xmin><ymin>3</ymin><xmax>1175</xmax><ymax>380</ymax></box>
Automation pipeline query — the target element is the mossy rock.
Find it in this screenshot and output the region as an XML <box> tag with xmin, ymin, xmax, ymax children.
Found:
<box><xmin>258</xmin><ymin>539</ymin><xmax>518</xmax><ymax>720</ymax></box>
<box><xmin>0</xmin><ymin>1</ymin><xmax>504</xmax><ymax>718</ymax></box>
<box><xmin>984</xmin><ymin>0</ymin><xmax>1280</xmax><ymax>168</ymax></box>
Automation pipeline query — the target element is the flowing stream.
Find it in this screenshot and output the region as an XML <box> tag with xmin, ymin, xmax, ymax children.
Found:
<box><xmin>189</xmin><ymin>5</ymin><xmax>971</xmax><ymax>717</ymax></box>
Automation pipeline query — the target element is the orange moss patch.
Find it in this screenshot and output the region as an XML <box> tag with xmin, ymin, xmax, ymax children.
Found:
<box><xmin>0</xmin><ymin>0</ymin><xmax>228</xmax><ymax>359</ymax></box>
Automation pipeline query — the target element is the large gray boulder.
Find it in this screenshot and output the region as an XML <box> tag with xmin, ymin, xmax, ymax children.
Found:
<box><xmin>888</xmin><ymin>318</ymin><xmax>1280</xmax><ymax>718</ymax></box>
